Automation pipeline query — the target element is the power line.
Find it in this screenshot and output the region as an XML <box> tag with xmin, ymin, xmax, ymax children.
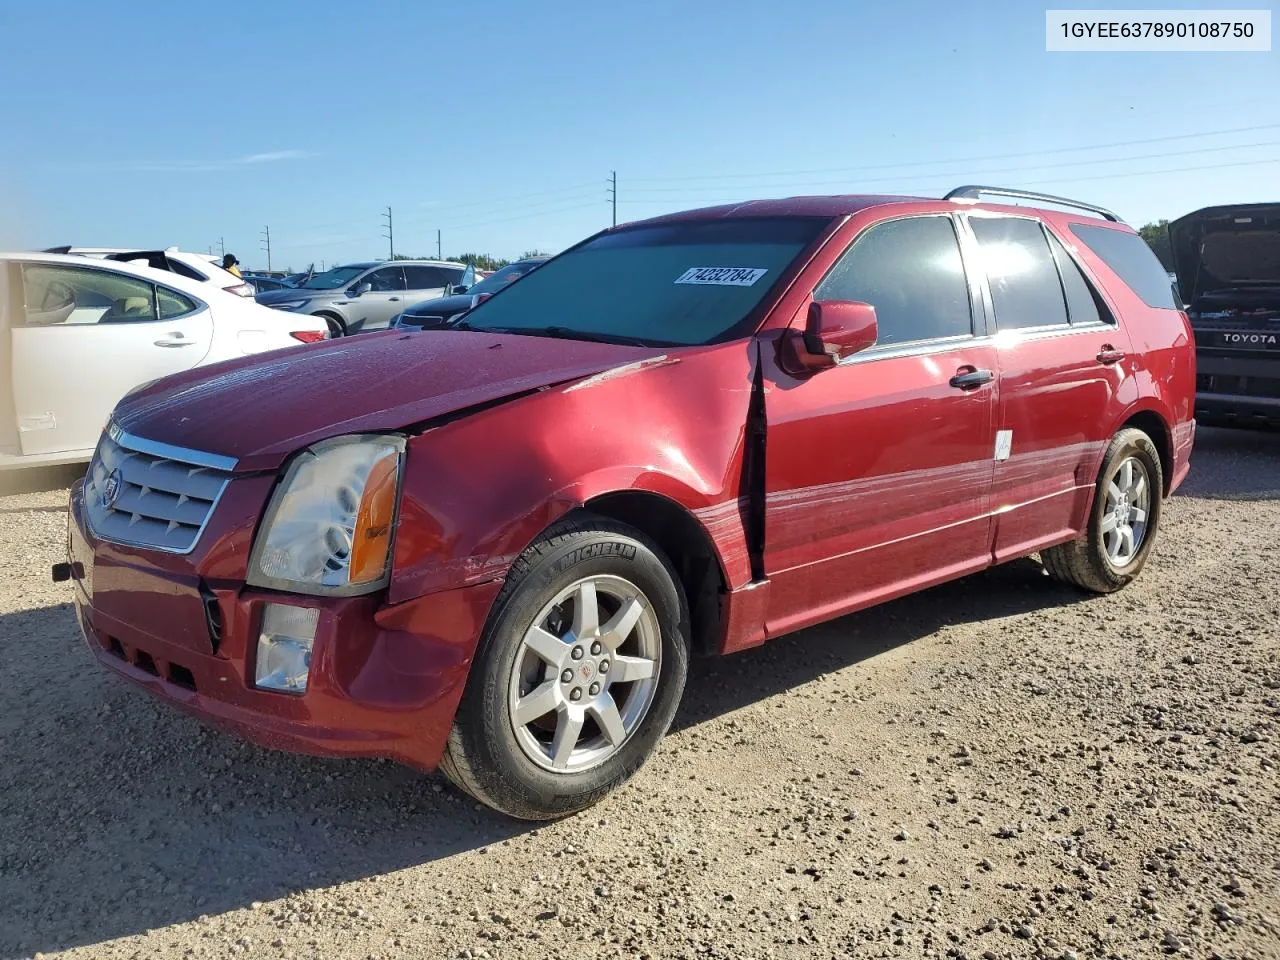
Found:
<box><xmin>625</xmin><ymin>122</ymin><xmax>1280</xmax><ymax>184</ymax></box>
<box><xmin>381</xmin><ymin>206</ymin><xmax>393</xmax><ymax>260</ymax></box>
<box><xmin>615</xmin><ymin>156</ymin><xmax>1280</xmax><ymax>211</ymax></box>
<box><xmin>620</xmin><ymin>139</ymin><xmax>1280</xmax><ymax>197</ymax></box>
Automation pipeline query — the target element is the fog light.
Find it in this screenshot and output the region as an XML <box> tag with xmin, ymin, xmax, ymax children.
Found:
<box><xmin>255</xmin><ymin>604</ymin><xmax>319</xmax><ymax>694</ymax></box>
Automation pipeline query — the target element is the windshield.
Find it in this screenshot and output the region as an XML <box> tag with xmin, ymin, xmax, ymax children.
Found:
<box><xmin>459</xmin><ymin>218</ymin><xmax>828</xmax><ymax>345</ymax></box>
<box><xmin>469</xmin><ymin>260</ymin><xmax>542</xmax><ymax>296</ymax></box>
<box><xmin>300</xmin><ymin>266</ymin><xmax>368</xmax><ymax>290</ymax></box>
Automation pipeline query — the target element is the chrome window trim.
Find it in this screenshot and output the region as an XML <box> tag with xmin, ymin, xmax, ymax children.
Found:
<box><xmin>836</xmin><ymin>332</ymin><xmax>977</xmax><ymax>366</ymax></box>
<box><xmin>835</xmin><ymin>319</ymin><xmax>1116</xmax><ymax>366</ymax></box>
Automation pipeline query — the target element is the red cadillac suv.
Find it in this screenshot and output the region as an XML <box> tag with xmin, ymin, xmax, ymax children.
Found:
<box><xmin>59</xmin><ymin>187</ymin><xmax>1196</xmax><ymax>819</ymax></box>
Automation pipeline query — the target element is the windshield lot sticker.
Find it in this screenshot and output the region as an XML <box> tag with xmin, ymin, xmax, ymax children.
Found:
<box><xmin>675</xmin><ymin>267</ymin><xmax>768</xmax><ymax>286</ymax></box>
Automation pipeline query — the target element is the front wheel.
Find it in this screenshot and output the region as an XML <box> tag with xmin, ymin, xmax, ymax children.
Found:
<box><xmin>441</xmin><ymin>515</ymin><xmax>689</xmax><ymax>820</ymax></box>
<box><xmin>1041</xmin><ymin>427</ymin><xmax>1164</xmax><ymax>593</ymax></box>
<box><xmin>316</xmin><ymin>312</ymin><xmax>346</xmax><ymax>338</ymax></box>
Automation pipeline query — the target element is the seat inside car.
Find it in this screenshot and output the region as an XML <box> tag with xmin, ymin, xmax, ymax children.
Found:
<box><xmin>99</xmin><ymin>296</ymin><xmax>153</xmax><ymax>323</ymax></box>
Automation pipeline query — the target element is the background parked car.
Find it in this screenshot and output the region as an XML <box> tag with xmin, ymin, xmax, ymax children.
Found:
<box><xmin>44</xmin><ymin>246</ymin><xmax>257</xmax><ymax>299</ymax></box>
<box><xmin>254</xmin><ymin>259</ymin><xmax>474</xmax><ymax>337</ymax></box>
<box><xmin>243</xmin><ymin>274</ymin><xmax>296</xmax><ymax>294</ymax></box>
<box><xmin>391</xmin><ymin>256</ymin><xmax>548</xmax><ymax>329</ymax></box>
<box><xmin>1170</xmin><ymin>203</ymin><xmax>1280</xmax><ymax>428</ymax></box>
<box><xmin>0</xmin><ymin>252</ymin><xmax>327</xmax><ymax>469</ymax></box>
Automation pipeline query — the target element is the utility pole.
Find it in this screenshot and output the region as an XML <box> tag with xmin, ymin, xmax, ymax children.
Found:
<box><xmin>381</xmin><ymin>206</ymin><xmax>394</xmax><ymax>260</ymax></box>
<box><xmin>607</xmin><ymin>170</ymin><xmax>617</xmax><ymax>227</ymax></box>
<box><xmin>218</xmin><ymin>237</ymin><xmax>226</xmax><ymax>258</ymax></box>
<box><xmin>261</xmin><ymin>225</ymin><xmax>272</xmax><ymax>272</ymax></box>
<box><xmin>437</xmin><ymin>229</ymin><xmax>442</xmax><ymax>260</ymax></box>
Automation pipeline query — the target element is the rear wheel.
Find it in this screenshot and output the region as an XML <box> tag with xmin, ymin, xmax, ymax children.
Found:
<box><xmin>1042</xmin><ymin>427</ymin><xmax>1163</xmax><ymax>593</ymax></box>
<box><xmin>441</xmin><ymin>515</ymin><xmax>689</xmax><ymax>820</ymax></box>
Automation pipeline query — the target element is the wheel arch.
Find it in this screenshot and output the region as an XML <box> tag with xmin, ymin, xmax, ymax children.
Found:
<box><xmin>1116</xmin><ymin>404</ymin><xmax>1173</xmax><ymax>496</ymax></box>
<box><xmin>312</xmin><ymin>309</ymin><xmax>346</xmax><ymax>334</ymax></box>
<box><xmin>578</xmin><ymin>489</ymin><xmax>728</xmax><ymax>657</ymax></box>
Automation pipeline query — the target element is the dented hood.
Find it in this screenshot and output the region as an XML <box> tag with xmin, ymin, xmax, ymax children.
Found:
<box><xmin>112</xmin><ymin>330</ymin><xmax>665</xmax><ymax>471</ymax></box>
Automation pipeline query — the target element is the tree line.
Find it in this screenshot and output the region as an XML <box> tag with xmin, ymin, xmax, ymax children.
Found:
<box><xmin>393</xmin><ymin>250</ymin><xmax>552</xmax><ymax>270</ymax></box>
<box><xmin>1138</xmin><ymin>221</ymin><xmax>1173</xmax><ymax>270</ymax></box>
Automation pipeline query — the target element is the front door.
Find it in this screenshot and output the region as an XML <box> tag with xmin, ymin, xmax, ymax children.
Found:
<box><xmin>762</xmin><ymin>214</ymin><xmax>998</xmax><ymax>637</ymax></box>
<box><xmin>349</xmin><ymin>265</ymin><xmax>407</xmax><ymax>332</ymax></box>
<box><xmin>11</xmin><ymin>262</ymin><xmax>213</xmax><ymax>457</ymax></box>
<box><xmin>963</xmin><ymin>214</ymin><xmax>1135</xmax><ymax>560</ymax></box>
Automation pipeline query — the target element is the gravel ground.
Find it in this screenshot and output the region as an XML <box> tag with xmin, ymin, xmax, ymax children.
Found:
<box><xmin>1</xmin><ymin>427</ymin><xmax>1277</xmax><ymax>960</ymax></box>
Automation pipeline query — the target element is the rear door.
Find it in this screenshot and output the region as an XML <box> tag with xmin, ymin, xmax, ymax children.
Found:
<box><xmin>761</xmin><ymin>213</ymin><xmax>998</xmax><ymax>636</ymax></box>
<box><xmin>402</xmin><ymin>264</ymin><xmax>465</xmax><ymax>307</ymax></box>
<box><xmin>349</xmin><ymin>265</ymin><xmax>407</xmax><ymax>331</ymax></box>
<box><xmin>964</xmin><ymin>214</ymin><xmax>1133</xmax><ymax>560</ymax></box>
<box><xmin>11</xmin><ymin>262</ymin><xmax>213</xmax><ymax>457</ymax></box>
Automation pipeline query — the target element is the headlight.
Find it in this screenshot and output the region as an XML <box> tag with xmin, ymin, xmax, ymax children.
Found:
<box><xmin>247</xmin><ymin>435</ymin><xmax>406</xmax><ymax>596</ymax></box>
<box><xmin>268</xmin><ymin>299</ymin><xmax>309</xmax><ymax>311</ymax></box>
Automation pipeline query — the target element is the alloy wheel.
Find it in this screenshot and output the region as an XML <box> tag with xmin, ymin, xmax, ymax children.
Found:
<box><xmin>1101</xmin><ymin>455</ymin><xmax>1151</xmax><ymax>567</ymax></box>
<box><xmin>507</xmin><ymin>575</ymin><xmax>662</xmax><ymax>773</ymax></box>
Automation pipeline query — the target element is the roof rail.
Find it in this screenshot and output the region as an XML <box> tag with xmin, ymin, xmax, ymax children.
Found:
<box><xmin>943</xmin><ymin>185</ymin><xmax>1122</xmax><ymax>223</ymax></box>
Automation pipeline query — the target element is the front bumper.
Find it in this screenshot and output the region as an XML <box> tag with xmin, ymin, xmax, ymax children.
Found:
<box><xmin>67</xmin><ymin>481</ymin><xmax>500</xmax><ymax>772</ymax></box>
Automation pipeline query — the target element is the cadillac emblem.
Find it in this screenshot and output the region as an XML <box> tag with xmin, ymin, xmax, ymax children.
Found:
<box><xmin>101</xmin><ymin>469</ymin><xmax>123</xmax><ymax>509</ymax></box>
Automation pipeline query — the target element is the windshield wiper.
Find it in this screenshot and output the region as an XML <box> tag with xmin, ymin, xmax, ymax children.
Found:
<box><xmin>447</xmin><ymin>322</ymin><xmax>661</xmax><ymax>346</ymax></box>
<box><xmin>528</xmin><ymin>326</ymin><xmax>657</xmax><ymax>347</ymax></box>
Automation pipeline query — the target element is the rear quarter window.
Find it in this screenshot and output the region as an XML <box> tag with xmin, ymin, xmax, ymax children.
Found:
<box><xmin>1069</xmin><ymin>224</ymin><xmax>1178</xmax><ymax>309</ymax></box>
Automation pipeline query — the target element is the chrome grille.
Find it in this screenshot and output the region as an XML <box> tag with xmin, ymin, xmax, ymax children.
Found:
<box><xmin>84</xmin><ymin>426</ymin><xmax>236</xmax><ymax>554</ymax></box>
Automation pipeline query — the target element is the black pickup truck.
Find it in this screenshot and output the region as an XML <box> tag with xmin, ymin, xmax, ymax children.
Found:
<box><xmin>1171</xmin><ymin>203</ymin><xmax>1280</xmax><ymax>427</ymax></box>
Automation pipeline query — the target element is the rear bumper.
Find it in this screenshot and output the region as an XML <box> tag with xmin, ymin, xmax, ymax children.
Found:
<box><xmin>68</xmin><ymin>481</ymin><xmax>500</xmax><ymax>772</ymax></box>
<box><xmin>1195</xmin><ymin>350</ymin><xmax>1280</xmax><ymax>426</ymax></box>
<box><xmin>1195</xmin><ymin>392</ymin><xmax>1280</xmax><ymax>426</ymax></box>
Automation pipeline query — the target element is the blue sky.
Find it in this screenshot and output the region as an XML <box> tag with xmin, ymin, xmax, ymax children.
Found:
<box><xmin>0</xmin><ymin>0</ymin><xmax>1276</xmax><ymax>271</ymax></box>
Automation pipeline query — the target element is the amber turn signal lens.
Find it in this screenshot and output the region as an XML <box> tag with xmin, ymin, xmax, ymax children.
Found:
<box><xmin>349</xmin><ymin>454</ymin><xmax>399</xmax><ymax>584</ymax></box>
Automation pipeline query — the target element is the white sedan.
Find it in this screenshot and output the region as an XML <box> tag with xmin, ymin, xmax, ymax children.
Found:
<box><xmin>0</xmin><ymin>252</ymin><xmax>328</xmax><ymax>469</ymax></box>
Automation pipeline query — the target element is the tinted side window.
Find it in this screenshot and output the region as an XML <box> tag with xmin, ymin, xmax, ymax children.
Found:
<box><xmin>1070</xmin><ymin>223</ymin><xmax>1178</xmax><ymax>309</ymax></box>
<box><xmin>816</xmin><ymin>216</ymin><xmax>972</xmax><ymax>346</ymax></box>
<box><xmin>20</xmin><ymin>264</ymin><xmax>157</xmax><ymax>326</ymax></box>
<box><xmin>970</xmin><ymin>217</ymin><xmax>1068</xmax><ymax>330</ymax></box>
<box><xmin>1045</xmin><ymin>231</ymin><xmax>1103</xmax><ymax>325</ymax></box>
<box><xmin>157</xmin><ymin>286</ymin><xmax>198</xmax><ymax>320</ymax></box>
<box><xmin>366</xmin><ymin>267</ymin><xmax>406</xmax><ymax>292</ymax></box>
<box><xmin>403</xmin><ymin>265</ymin><xmax>463</xmax><ymax>289</ymax></box>
<box><xmin>165</xmin><ymin>259</ymin><xmax>209</xmax><ymax>283</ymax></box>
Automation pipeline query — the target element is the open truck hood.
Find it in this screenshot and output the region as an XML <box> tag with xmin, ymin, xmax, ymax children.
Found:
<box><xmin>112</xmin><ymin>330</ymin><xmax>665</xmax><ymax>472</ymax></box>
<box><xmin>1170</xmin><ymin>203</ymin><xmax>1280</xmax><ymax>313</ymax></box>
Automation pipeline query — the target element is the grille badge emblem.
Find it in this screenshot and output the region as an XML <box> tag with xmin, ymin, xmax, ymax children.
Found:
<box><xmin>101</xmin><ymin>469</ymin><xmax>123</xmax><ymax>509</ymax></box>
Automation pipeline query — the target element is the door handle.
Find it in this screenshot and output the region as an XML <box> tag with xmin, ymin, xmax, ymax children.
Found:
<box><xmin>388</xmin><ymin>297</ymin><xmax>401</xmax><ymax>302</ymax></box>
<box><xmin>1096</xmin><ymin>345</ymin><xmax>1125</xmax><ymax>364</ymax></box>
<box><xmin>154</xmin><ymin>334</ymin><xmax>194</xmax><ymax>348</ymax></box>
<box><xmin>949</xmin><ymin>367</ymin><xmax>995</xmax><ymax>390</ymax></box>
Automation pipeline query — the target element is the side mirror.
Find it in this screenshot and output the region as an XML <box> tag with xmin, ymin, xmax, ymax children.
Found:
<box><xmin>348</xmin><ymin>282</ymin><xmax>371</xmax><ymax>298</ymax></box>
<box><xmin>452</xmin><ymin>284</ymin><xmax>469</xmax><ymax>295</ymax></box>
<box><xmin>780</xmin><ymin>300</ymin><xmax>878</xmax><ymax>375</ymax></box>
